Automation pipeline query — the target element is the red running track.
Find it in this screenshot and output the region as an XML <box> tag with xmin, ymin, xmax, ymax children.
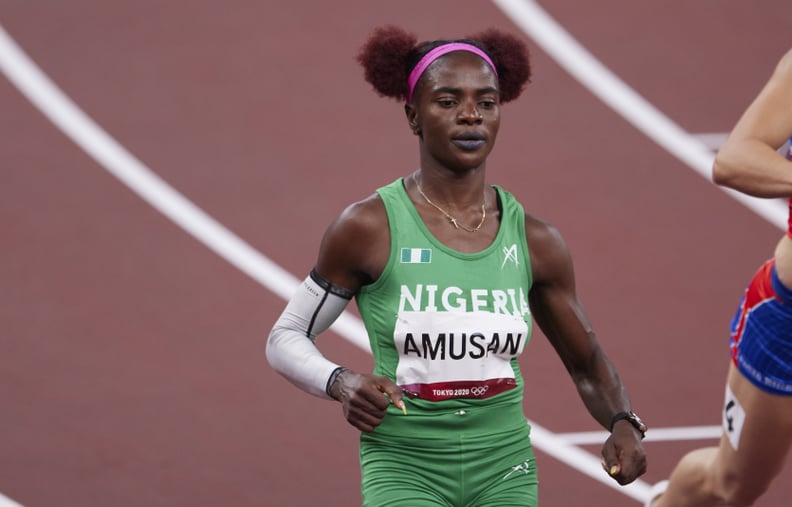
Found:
<box><xmin>1</xmin><ymin>1</ymin><xmax>791</xmax><ymax>505</ymax></box>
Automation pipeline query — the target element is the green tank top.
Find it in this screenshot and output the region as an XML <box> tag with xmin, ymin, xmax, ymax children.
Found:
<box><xmin>356</xmin><ymin>178</ymin><xmax>533</xmax><ymax>436</ymax></box>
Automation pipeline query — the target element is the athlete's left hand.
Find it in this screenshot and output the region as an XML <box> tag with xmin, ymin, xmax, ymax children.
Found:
<box><xmin>601</xmin><ymin>422</ymin><xmax>647</xmax><ymax>485</ymax></box>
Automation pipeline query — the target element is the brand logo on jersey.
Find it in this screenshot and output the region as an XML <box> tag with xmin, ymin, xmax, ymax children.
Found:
<box><xmin>501</xmin><ymin>243</ymin><xmax>519</xmax><ymax>269</ymax></box>
<box><xmin>502</xmin><ymin>459</ymin><xmax>532</xmax><ymax>480</ymax></box>
<box><xmin>400</xmin><ymin>248</ymin><xmax>432</xmax><ymax>264</ymax></box>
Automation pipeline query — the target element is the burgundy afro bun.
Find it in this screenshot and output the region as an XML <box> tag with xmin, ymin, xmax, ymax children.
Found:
<box><xmin>466</xmin><ymin>28</ymin><xmax>531</xmax><ymax>103</ymax></box>
<box><xmin>357</xmin><ymin>25</ymin><xmax>531</xmax><ymax>103</ymax></box>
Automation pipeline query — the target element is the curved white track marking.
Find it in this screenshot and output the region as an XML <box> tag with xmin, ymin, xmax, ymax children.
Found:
<box><xmin>692</xmin><ymin>132</ymin><xmax>729</xmax><ymax>151</ymax></box>
<box><xmin>493</xmin><ymin>0</ymin><xmax>787</xmax><ymax>231</ymax></box>
<box><xmin>1</xmin><ymin>21</ymin><xmax>656</xmax><ymax>504</ymax></box>
<box><xmin>0</xmin><ymin>23</ymin><xmax>370</xmax><ymax>353</ymax></box>
<box><xmin>530</xmin><ymin>422</ymin><xmax>649</xmax><ymax>501</ymax></box>
<box><xmin>0</xmin><ymin>495</ymin><xmax>22</xmax><ymax>507</ymax></box>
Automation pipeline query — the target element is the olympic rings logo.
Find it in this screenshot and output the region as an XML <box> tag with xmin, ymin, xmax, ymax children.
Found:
<box><xmin>470</xmin><ymin>386</ymin><xmax>489</xmax><ymax>396</ymax></box>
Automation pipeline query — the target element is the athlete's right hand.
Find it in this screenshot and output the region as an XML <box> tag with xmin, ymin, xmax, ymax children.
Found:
<box><xmin>330</xmin><ymin>371</ymin><xmax>405</xmax><ymax>432</ymax></box>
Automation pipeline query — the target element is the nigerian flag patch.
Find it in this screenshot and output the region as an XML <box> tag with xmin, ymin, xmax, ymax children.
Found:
<box><xmin>400</xmin><ymin>248</ymin><xmax>432</xmax><ymax>264</ymax></box>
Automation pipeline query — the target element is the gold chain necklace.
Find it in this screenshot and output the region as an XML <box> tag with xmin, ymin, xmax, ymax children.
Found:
<box><xmin>414</xmin><ymin>174</ymin><xmax>486</xmax><ymax>233</ymax></box>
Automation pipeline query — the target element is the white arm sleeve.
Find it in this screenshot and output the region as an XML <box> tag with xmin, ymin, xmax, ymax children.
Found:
<box><xmin>266</xmin><ymin>270</ymin><xmax>354</xmax><ymax>400</ymax></box>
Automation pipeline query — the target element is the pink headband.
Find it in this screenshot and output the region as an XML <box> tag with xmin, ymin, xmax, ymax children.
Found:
<box><xmin>406</xmin><ymin>42</ymin><xmax>498</xmax><ymax>103</ymax></box>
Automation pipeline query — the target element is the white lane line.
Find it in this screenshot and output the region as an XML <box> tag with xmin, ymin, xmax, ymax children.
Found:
<box><xmin>530</xmin><ymin>422</ymin><xmax>649</xmax><ymax>502</ymax></box>
<box><xmin>1</xmin><ymin>20</ymin><xmax>651</xmax><ymax>505</ymax></box>
<box><xmin>493</xmin><ymin>0</ymin><xmax>786</xmax><ymax>231</ymax></box>
<box><xmin>0</xmin><ymin>23</ymin><xmax>372</xmax><ymax>352</ymax></box>
<box><xmin>558</xmin><ymin>425</ymin><xmax>722</xmax><ymax>445</ymax></box>
<box><xmin>0</xmin><ymin>495</ymin><xmax>22</xmax><ymax>507</ymax></box>
<box><xmin>692</xmin><ymin>132</ymin><xmax>729</xmax><ymax>151</ymax></box>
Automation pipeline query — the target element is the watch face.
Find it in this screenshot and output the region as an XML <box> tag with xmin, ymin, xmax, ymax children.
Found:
<box><xmin>630</xmin><ymin>413</ymin><xmax>647</xmax><ymax>432</ymax></box>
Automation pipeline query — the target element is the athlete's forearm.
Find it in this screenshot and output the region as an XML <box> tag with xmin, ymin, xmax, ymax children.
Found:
<box><xmin>713</xmin><ymin>139</ymin><xmax>792</xmax><ymax>198</ymax></box>
<box><xmin>266</xmin><ymin>270</ymin><xmax>353</xmax><ymax>399</ymax></box>
<box><xmin>571</xmin><ymin>349</ymin><xmax>633</xmax><ymax>430</ymax></box>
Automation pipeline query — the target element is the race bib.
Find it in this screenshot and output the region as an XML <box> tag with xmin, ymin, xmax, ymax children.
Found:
<box><xmin>394</xmin><ymin>310</ymin><xmax>528</xmax><ymax>401</ymax></box>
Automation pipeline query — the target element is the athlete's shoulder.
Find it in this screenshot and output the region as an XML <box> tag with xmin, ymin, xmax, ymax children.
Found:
<box><xmin>316</xmin><ymin>191</ymin><xmax>390</xmax><ymax>289</ymax></box>
<box><xmin>327</xmin><ymin>192</ymin><xmax>388</xmax><ymax>244</ymax></box>
<box><xmin>492</xmin><ymin>187</ymin><xmax>565</xmax><ymax>255</ymax></box>
<box><xmin>522</xmin><ymin>212</ymin><xmax>572</xmax><ymax>284</ymax></box>
<box><xmin>526</xmin><ymin>213</ymin><xmax>565</xmax><ymax>246</ymax></box>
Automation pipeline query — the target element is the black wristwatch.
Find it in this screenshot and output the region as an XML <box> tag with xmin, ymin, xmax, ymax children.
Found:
<box><xmin>610</xmin><ymin>411</ymin><xmax>647</xmax><ymax>439</ymax></box>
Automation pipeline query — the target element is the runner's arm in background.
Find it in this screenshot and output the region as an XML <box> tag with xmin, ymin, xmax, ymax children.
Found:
<box><xmin>713</xmin><ymin>48</ymin><xmax>792</xmax><ymax>197</ymax></box>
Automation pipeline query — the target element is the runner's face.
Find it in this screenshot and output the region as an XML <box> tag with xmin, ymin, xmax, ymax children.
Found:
<box><xmin>409</xmin><ymin>52</ymin><xmax>500</xmax><ymax>172</ymax></box>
